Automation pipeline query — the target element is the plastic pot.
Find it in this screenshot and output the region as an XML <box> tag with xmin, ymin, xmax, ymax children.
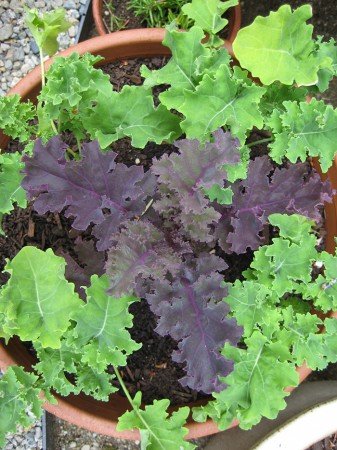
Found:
<box><xmin>92</xmin><ymin>0</ymin><xmax>242</xmax><ymax>43</ymax></box>
<box><xmin>0</xmin><ymin>30</ymin><xmax>337</xmax><ymax>441</ymax></box>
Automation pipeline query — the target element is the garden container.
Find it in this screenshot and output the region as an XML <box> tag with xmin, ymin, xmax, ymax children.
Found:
<box><xmin>92</xmin><ymin>0</ymin><xmax>242</xmax><ymax>43</ymax></box>
<box><xmin>0</xmin><ymin>29</ymin><xmax>337</xmax><ymax>441</ymax></box>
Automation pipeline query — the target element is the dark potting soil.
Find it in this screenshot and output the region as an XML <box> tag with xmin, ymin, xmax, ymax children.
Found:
<box><xmin>102</xmin><ymin>0</ymin><xmax>144</xmax><ymax>33</ymax></box>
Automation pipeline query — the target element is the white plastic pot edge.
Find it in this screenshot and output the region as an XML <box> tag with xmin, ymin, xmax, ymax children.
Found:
<box><xmin>253</xmin><ymin>397</ymin><xmax>337</xmax><ymax>450</ymax></box>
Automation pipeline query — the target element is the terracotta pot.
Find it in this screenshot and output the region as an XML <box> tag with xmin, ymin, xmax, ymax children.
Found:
<box><xmin>1</xmin><ymin>30</ymin><xmax>337</xmax><ymax>441</ymax></box>
<box><xmin>92</xmin><ymin>0</ymin><xmax>242</xmax><ymax>43</ymax></box>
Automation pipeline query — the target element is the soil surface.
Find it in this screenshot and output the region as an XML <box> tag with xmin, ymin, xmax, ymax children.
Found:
<box><xmin>102</xmin><ymin>0</ymin><xmax>144</xmax><ymax>33</ymax></box>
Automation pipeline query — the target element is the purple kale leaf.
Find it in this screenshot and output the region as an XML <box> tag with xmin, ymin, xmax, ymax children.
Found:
<box><xmin>57</xmin><ymin>238</ymin><xmax>105</xmax><ymax>299</ymax></box>
<box><xmin>22</xmin><ymin>137</ymin><xmax>155</xmax><ymax>251</ymax></box>
<box><xmin>215</xmin><ymin>156</ymin><xmax>333</xmax><ymax>254</ymax></box>
<box><xmin>146</xmin><ymin>254</ymin><xmax>243</xmax><ymax>394</ymax></box>
<box><xmin>106</xmin><ymin>220</ymin><xmax>191</xmax><ymax>297</ymax></box>
<box><xmin>151</xmin><ymin>129</ymin><xmax>240</xmax><ymax>243</ymax></box>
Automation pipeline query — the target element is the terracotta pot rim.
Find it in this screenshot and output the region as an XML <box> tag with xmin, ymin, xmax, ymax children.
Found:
<box><xmin>1</xmin><ymin>30</ymin><xmax>337</xmax><ymax>442</ymax></box>
<box><xmin>92</xmin><ymin>0</ymin><xmax>242</xmax><ymax>43</ymax></box>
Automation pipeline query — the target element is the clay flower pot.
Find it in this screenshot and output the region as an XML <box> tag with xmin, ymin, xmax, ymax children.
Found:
<box><xmin>92</xmin><ymin>0</ymin><xmax>242</xmax><ymax>43</ymax></box>
<box><xmin>1</xmin><ymin>30</ymin><xmax>337</xmax><ymax>441</ymax></box>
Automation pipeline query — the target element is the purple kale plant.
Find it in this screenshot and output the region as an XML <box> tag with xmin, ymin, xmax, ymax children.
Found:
<box><xmin>146</xmin><ymin>253</ymin><xmax>243</xmax><ymax>394</ymax></box>
<box><xmin>151</xmin><ymin>129</ymin><xmax>240</xmax><ymax>243</ymax></box>
<box><xmin>20</xmin><ymin>132</ymin><xmax>332</xmax><ymax>399</ymax></box>
<box><xmin>214</xmin><ymin>156</ymin><xmax>332</xmax><ymax>254</ymax></box>
<box><xmin>106</xmin><ymin>219</ymin><xmax>191</xmax><ymax>297</ymax></box>
<box><xmin>22</xmin><ymin>137</ymin><xmax>156</xmax><ymax>251</ymax></box>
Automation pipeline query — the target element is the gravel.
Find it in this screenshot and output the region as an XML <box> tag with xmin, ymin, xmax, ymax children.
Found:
<box><xmin>4</xmin><ymin>421</ymin><xmax>43</xmax><ymax>450</ymax></box>
<box><xmin>0</xmin><ymin>0</ymin><xmax>82</xmax><ymax>96</ymax></box>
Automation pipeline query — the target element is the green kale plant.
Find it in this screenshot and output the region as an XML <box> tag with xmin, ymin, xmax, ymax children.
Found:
<box><xmin>1</xmin><ymin>3</ymin><xmax>337</xmax><ymax>449</ymax></box>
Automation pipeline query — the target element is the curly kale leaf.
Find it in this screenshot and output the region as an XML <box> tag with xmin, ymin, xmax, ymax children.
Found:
<box><xmin>0</xmin><ymin>153</ymin><xmax>27</xmax><ymax>226</ymax></box>
<box><xmin>141</xmin><ymin>24</ymin><xmax>232</xmax><ymax>111</ymax></box>
<box><xmin>146</xmin><ymin>254</ymin><xmax>242</xmax><ymax>394</ymax></box>
<box><xmin>193</xmin><ymin>331</ymin><xmax>299</xmax><ymax>430</ymax></box>
<box><xmin>83</xmin><ymin>84</ymin><xmax>181</xmax><ymax>149</ymax></box>
<box><xmin>25</xmin><ymin>8</ymin><xmax>71</xmax><ymax>56</ymax></box>
<box><xmin>34</xmin><ymin>339</ymin><xmax>117</xmax><ymax>401</ymax></box>
<box><xmin>70</xmin><ymin>275</ymin><xmax>141</xmax><ymax>372</ymax></box>
<box><xmin>182</xmin><ymin>0</ymin><xmax>238</xmax><ymax>47</ymax></box>
<box><xmin>214</xmin><ymin>156</ymin><xmax>332</xmax><ymax>254</ymax></box>
<box><xmin>39</xmin><ymin>53</ymin><xmax>112</xmax><ymax>141</ymax></box>
<box><xmin>233</xmin><ymin>5</ymin><xmax>332</xmax><ymax>86</ymax></box>
<box><xmin>22</xmin><ymin>137</ymin><xmax>155</xmax><ymax>250</ymax></box>
<box><xmin>0</xmin><ymin>366</ymin><xmax>43</xmax><ymax>448</ymax></box>
<box><xmin>0</xmin><ymin>246</ymin><xmax>82</xmax><ymax>348</ymax></box>
<box><xmin>315</xmin><ymin>37</ymin><xmax>337</xmax><ymax>92</ymax></box>
<box><xmin>0</xmin><ymin>94</ymin><xmax>36</xmax><ymax>142</ymax></box>
<box><xmin>117</xmin><ymin>392</ymin><xmax>195</xmax><ymax>450</ymax></box>
<box><xmin>33</xmin><ymin>274</ymin><xmax>140</xmax><ymax>400</ymax></box>
<box><xmin>152</xmin><ymin>129</ymin><xmax>240</xmax><ymax>243</ymax></box>
<box><xmin>268</xmin><ymin>99</ymin><xmax>337</xmax><ymax>172</ymax></box>
<box><xmin>178</xmin><ymin>64</ymin><xmax>266</xmax><ymax>143</ymax></box>
<box><xmin>106</xmin><ymin>220</ymin><xmax>184</xmax><ymax>297</ymax></box>
<box><xmin>259</xmin><ymin>83</ymin><xmax>308</xmax><ymax>118</ymax></box>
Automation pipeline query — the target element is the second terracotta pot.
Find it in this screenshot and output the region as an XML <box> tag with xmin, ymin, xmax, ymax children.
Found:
<box><xmin>1</xmin><ymin>29</ymin><xmax>337</xmax><ymax>442</ymax></box>
<box><xmin>92</xmin><ymin>0</ymin><xmax>242</xmax><ymax>43</ymax></box>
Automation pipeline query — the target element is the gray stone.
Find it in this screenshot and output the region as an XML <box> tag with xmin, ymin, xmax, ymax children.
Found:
<box><xmin>69</xmin><ymin>26</ymin><xmax>77</xmax><ymax>38</ymax></box>
<box><xmin>4</xmin><ymin>59</ymin><xmax>12</xmax><ymax>69</ymax></box>
<box><xmin>64</xmin><ymin>0</ymin><xmax>76</xmax><ymax>9</ymax></box>
<box><xmin>9</xmin><ymin>0</ymin><xmax>22</xmax><ymax>11</ymax></box>
<box><xmin>81</xmin><ymin>445</ymin><xmax>91</xmax><ymax>450</ymax></box>
<box><xmin>12</xmin><ymin>46</ymin><xmax>25</xmax><ymax>61</ymax></box>
<box><xmin>30</xmin><ymin>40</ymin><xmax>39</xmax><ymax>54</ymax></box>
<box><xmin>0</xmin><ymin>24</ymin><xmax>13</xmax><ymax>41</ymax></box>
<box><xmin>70</xmin><ymin>9</ymin><xmax>80</xmax><ymax>19</ymax></box>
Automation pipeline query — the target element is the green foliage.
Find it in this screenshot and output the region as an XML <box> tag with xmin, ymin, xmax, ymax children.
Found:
<box><xmin>259</xmin><ymin>83</ymin><xmax>308</xmax><ymax>117</ymax></box>
<box><xmin>141</xmin><ymin>25</ymin><xmax>215</xmax><ymax>110</ymax></box>
<box><xmin>315</xmin><ymin>37</ymin><xmax>337</xmax><ymax>92</ymax></box>
<box><xmin>117</xmin><ymin>392</ymin><xmax>195</xmax><ymax>449</ymax></box>
<box><xmin>25</xmin><ymin>8</ymin><xmax>71</xmax><ymax>56</ymax></box>
<box><xmin>0</xmin><ymin>94</ymin><xmax>36</xmax><ymax>142</ymax></box>
<box><xmin>179</xmin><ymin>64</ymin><xmax>265</xmax><ymax>142</ymax></box>
<box><xmin>194</xmin><ymin>214</ymin><xmax>337</xmax><ymax>430</ymax></box>
<box><xmin>83</xmin><ymin>84</ymin><xmax>181</xmax><ymax>149</ymax></box>
<box><xmin>204</xmin><ymin>185</ymin><xmax>233</xmax><ymax>205</ymax></box>
<box><xmin>127</xmin><ymin>0</ymin><xmax>188</xmax><ymax>28</ymax></box>
<box><xmin>0</xmin><ymin>246</ymin><xmax>82</xmax><ymax>348</ymax></box>
<box><xmin>233</xmin><ymin>4</ymin><xmax>333</xmax><ymax>86</ymax></box>
<box><xmin>0</xmin><ymin>366</ymin><xmax>43</xmax><ymax>448</ymax></box>
<box><xmin>39</xmin><ymin>53</ymin><xmax>112</xmax><ymax>141</ymax></box>
<box><xmin>182</xmin><ymin>0</ymin><xmax>238</xmax><ymax>47</ymax></box>
<box><xmin>194</xmin><ymin>332</ymin><xmax>299</xmax><ymax>430</ymax></box>
<box><xmin>268</xmin><ymin>99</ymin><xmax>337</xmax><ymax>172</ymax></box>
<box><xmin>69</xmin><ymin>275</ymin><xmax>141</xmax><ymax>372</ymax></box>
<box><xmin>0</xmin><ymin>153</ymin><xmax>27</xmax><ymax>223</ymax></box>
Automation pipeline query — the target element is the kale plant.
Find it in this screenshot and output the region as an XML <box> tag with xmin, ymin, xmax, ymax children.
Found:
<box><xmin>1</xmin><ymin>2</ymin><xmax>337</xmax><ymax>449</ymax></box>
